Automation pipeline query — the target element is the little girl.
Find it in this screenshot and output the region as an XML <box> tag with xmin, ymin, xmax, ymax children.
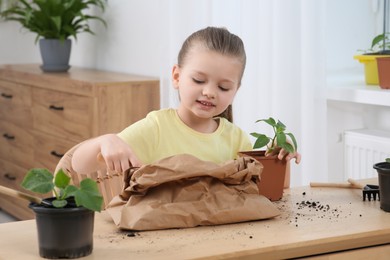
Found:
<box><xmin>72</xmin><ymin>26</ymin><xmax>300</xmax><ymax>174</ymax></box>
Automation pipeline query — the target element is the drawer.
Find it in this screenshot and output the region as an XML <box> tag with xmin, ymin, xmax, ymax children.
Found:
<box><xmin>32</xmin><ymin>88</ymin><xmax>94</xmax><ymax>140</ymax></box>
<box><xmin>33</xmin><ymin>131</ymin><xmax>78</xmax><ymax>173</ymax></box>
<box><xmin>0</xmin><ymin>158</ymin><xmax>28</xmax><ymax>191</ymax></box>
<box><xmin>0</xmin><ymin>159</ymin><xmax>52</xmax><ymax>199</ymax></box>
<box><xmin>0</xmin><ymin>196</ymin><xmax>34</xmax><ymax>220</ymax></box>
<box><xmin>0</xmin><ymin>121</ymin><xmax>34</xmax><ymax>169</ymax></box>
<box><xmin>0</xmin><ymin>158</ymin><xmax>53</xmax><ymax>221</ymax></box>
<box><xmin>0</xmin><ymin>80</ymin><xmax>32</xmax><ymax>126</ymax></box>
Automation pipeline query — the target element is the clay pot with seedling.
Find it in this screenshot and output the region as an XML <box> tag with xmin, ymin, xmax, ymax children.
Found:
<box><xmin>239</xmin><ymin>117</ymin><xmax>298</xmax><ymax>201</ymax></box>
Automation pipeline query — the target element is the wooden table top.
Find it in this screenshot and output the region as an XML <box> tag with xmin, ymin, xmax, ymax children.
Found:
<box><xmin>1</xmin><ymin>179</ymin><xmax>389</xmax><ymax>259</ymax></box>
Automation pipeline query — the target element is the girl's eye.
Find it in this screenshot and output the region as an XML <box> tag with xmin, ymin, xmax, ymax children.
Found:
<box><xmin>193</xmin><ymin>78</ymin><xmax>204</xmax><ymax>84</ymax></box>
<box><xmin>219</xmin><ymin>86</ymin><xmax>229</xmax><ymax>91</ymax></box>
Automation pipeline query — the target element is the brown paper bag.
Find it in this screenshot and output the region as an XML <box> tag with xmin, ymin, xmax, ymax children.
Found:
<box><xmin>106</xmin><ymin>154</ymin><xmax>280</xmax><ymax>230</ymax></box>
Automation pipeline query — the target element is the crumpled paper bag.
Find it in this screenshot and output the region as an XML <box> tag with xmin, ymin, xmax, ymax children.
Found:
<box><xmin>106</xmin><ymin>154</ymin><xmax>280</xmax><ymax>230</ymax></box>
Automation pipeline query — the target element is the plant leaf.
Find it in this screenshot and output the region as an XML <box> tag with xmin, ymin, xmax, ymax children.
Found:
<box><xmin>276</xmin><ymin>132</ymin><xmax>286</xmax><ymax>147</ymax></box>
<box><xmin>250</xmin><ymin>132</ymin><xmax>262</xmax><ymax>138</ymax></box>
<box><xmin>21</xmin><ymin>168</ymin><xmax>54</xmax><ymax>194</ymax></box>
<box><xmin>64</xmin><ymin>185</ymin><xmax>78</xmax><ymax>198</ymax></box>
<box><xmin>286</xmin><ymin>132</ymin><xmax>298</xmax><ymax>151</ymax></box>
<box><xmin>0</xmin><ymin>0</ymin><xmax>107</xmax><ymax>40</ymax></box>
<box><xmin>275</xmin><ymin>120</ymin><xmax>286</xmax><ymax>133</ymax></box>
<box><xmin>256</xmin><ymin>117</ymin><xmax>276</xmax><ymax>127</ymax></box>
<box><xmin>54</xmin><ymin>169</ymin><xmax>71</xmax><ymax>189</ymax></box>
<box><xmin>279</xmin><ymin>142</ymin><xmax>295</xmax><ymax>154</ymax></box>
<box><xmin>372</xmin><ymin>34</ymin><xmax>385</xmax><ymax>49</ymax></box>
<box><xmin>52</xmin><ymin>199</ymin><xmax>68</xmax><ymax>208</ymax></box>
<box><xmin>252</xmin><ymin>134</ymin><xmax>270</xmax><ymax>149</ymax></box>
<box><xmin>74</xmin><ymin>179</ymin><xmax>103</xmax><ymax>212</ymax></box>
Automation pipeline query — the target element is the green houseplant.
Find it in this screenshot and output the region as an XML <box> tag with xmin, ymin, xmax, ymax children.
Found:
<box><xmin>0</xmin><ymin>0</ymin><xmax>106</xmax><ymax>72</ymax></box>
<box><xmin>373</xmin><ymin>157</ymin><xmax>390</xmax><ymax>212</ymax></box>
<box><xmin>239</xmin><ymin>117</ymin><xmax>298</xmax><ymax>201</ymax></box>
<box><xmin>355</xmin><ymin>32</ymin><xmax>390</xmax><ymax>88</ymax></box>
<box><xmin>354</xmin><ymin>0</ymin><xmax>390</xmax><ymax>85</ymax></box>
<box><xmin>250</xmin><ymin>117</ymin><xmax>298</xmax><ymax>155</ymax></box>
<box><xmin>22</xmin><ymin>168</ymin><xmax>103</xmax><ymax>259</ymax></box>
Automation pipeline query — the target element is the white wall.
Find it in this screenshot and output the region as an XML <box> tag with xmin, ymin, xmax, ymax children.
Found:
<box><xmin>1</xmin><ymin>1</ymin><xmax>383</xmax><ymax>78</ymax></box>
<box><xmin>325</xmin><ymin>0</ymin><xmax>380</xmax><ymax>72</ymax></box>
<box><xmin>0</xmin><ymin>21</ymin><xmax>41</xmax><ymax>63</ymax></box>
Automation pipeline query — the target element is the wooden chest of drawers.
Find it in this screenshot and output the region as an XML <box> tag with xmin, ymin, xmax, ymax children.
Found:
<box><xmin>0</xmin><ymin>64</ymin><xmax>160</xmax><ymax>220</ymax></box>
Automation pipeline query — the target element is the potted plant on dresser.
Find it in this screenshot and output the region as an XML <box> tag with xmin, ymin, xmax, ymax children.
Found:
<box><xmin>373</xmin><ymin>158</ymin><xmax>390</xmax><ymax>212</ymax></box>
<box><xmin>0</xmin><ymin>0</ymin><xmax>106</xmax><ymax>72</ymax></box>
<box><xmin>20</xmin><ymin>168</ymin><xmax>103</xmax><ymax>259</ymax></box>
<box><xmin>239</xmin><ymin>117</ymin><xmax>298</xmax><ymax>201</ymax></box>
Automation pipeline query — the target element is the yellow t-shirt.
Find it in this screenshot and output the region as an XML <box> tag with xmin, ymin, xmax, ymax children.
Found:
<box><xmin>117</xmin><ymin>108</ymin><xmax>252</xmax><ymax>164</ymax></box>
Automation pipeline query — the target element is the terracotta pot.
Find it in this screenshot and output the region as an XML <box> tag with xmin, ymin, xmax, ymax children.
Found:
<box><xmin>238</xmin><ymin>150</ymin><xmax>287</xmax><ymax>201</ymax></box>
<box><xmin>373</xmin><ymin>162</ymin><xmax>390</xmax><ymax>212</ymax></box>
<box><xmin>376</xmin><ymin>57</ymin><xmax>390</xmax><ymax>89</ymax></box>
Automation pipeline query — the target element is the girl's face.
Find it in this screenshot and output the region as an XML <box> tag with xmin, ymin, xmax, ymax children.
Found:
<box><xmin>172</xmin><ymin>45</ymin><xmax>242</xmax><ymax>122</ymax></box>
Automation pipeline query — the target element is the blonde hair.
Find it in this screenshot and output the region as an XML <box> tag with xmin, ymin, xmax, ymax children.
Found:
<box><xmin>177</xmin><ymin>27</ymin><xmax>246</xmax><ymax>122</ymax></box>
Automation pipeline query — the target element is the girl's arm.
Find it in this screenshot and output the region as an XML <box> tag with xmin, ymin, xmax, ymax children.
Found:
<box><xmin>71</xmin><ymin>134</ymin><xmax>142</xmax><ymax>174</ymax></box>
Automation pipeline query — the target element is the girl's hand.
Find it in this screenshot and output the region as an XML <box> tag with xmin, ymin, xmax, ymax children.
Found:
<box><xmin>98</xmin><ymin>134</ymin><xmax>142</xmax><ymax>172</ymax></box>
<box><xmin>265</xmin><ymin>147</ymin><xmax>301</xmax><ymax>164</ymax></box>
<box><xmin>278</xmin><ymin>149</ymin><xmax>301</xmax><ymax>164</ymax></box>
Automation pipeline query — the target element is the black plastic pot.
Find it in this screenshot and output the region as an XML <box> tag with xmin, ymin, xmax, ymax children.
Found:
<box><xmin>373</xmin><ymin>162</ymin><xmax>390</xmax><ymax>213</ymax></box>
<box><xmin>29</xmin><ymin>198</ymin><xmax>95</xmax><ymax>259</ymax></box>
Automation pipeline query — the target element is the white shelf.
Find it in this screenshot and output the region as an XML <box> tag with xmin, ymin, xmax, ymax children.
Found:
<box><xmin>326</xmin><ymin>69</ymin><xmax>390</xmax><ymax>107</ymax></box>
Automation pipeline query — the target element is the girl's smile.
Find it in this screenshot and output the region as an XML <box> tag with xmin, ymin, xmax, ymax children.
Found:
<box><xmin>196</xmin><ymin>99</ymin><xmax>216</xmax><ymax>110</ymax></box>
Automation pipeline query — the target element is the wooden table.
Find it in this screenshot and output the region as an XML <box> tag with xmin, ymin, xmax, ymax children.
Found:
<box><xmin>1</xmin><ymin>180</ymin><xmax>389</xmax><ymax>259</ymax></box>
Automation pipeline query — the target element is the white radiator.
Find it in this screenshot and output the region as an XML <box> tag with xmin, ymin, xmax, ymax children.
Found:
<box><xmin>344</xmin><ymin>129</ymin><xmax>390</xmax><ymax>179</ymax></box>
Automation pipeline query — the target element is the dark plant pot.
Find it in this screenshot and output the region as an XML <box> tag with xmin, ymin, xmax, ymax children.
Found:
<box><xmin>373</xmin><ymin>162</ymin><xmax>390</xmax><ymax>213</ymax></box>
<box><xmin>377</xmin><ymin>57</ymin><xmax>390</xmax><ymax>89</ymax></box>
<box><xmin>239</xmin><ymin>150</ymin><xmax>287</xmax><ymax>201</ymax></box>
<box><xmin>39</xmin><ymin>39</ymin><xmax>71</xmax><ymax>72</ymax></box>
<box><xmin>29</xmin><ymin>198</ymin><xmax>95</xmax><ymax>259</ymax></box>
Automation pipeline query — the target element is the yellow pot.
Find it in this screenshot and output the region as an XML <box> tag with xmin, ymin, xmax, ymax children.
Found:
<box><xmin>354</xmin><ymin>55</ymin><xmax>389</xmax><ymax>85</ymax></box>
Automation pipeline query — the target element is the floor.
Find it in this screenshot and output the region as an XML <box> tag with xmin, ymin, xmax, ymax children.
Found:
<box><xmin>0</xmin><ymin>209</ymin><xmax>18</xmax><ymax>224</ymax></box>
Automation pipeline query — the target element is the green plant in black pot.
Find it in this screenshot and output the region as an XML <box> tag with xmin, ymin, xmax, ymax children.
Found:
<box><xmin>250</xmin><ymin>117</ymin><xmax>298</xmax><ymax>155</ymax></box>
<box><xmin>0</xmin><ymin>0</ymin><xmax>107</xmax><ymax>72</ymax></box>
<box><xmin>22</xmin><ymin>168</ymin><xmax>103</xmax><ymax>259</ymax></box>
<box><xmin>373</xmin><ymin>158</ymin><xmax>390</xmax><ymax>213</ymax></box>
<box><xmin>22</xmin><ymin>168</ymin><xmax>103</xmax><ymax>211</ymax></box>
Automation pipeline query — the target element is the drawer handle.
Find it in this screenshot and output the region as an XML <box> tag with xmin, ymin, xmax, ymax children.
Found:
<box><xmin>49</xmin><ymin>105</ymin><xmax>64</xmax><ymax>111</ymax></box>
<box><xmin>3</xmin><ymin>133</ymin><xmax>15</xmax><ymax>140</ymax></box>
<box><xmin>50</xmin><ymin>150</ymin><xmax>64</xmax><ymax>158</ymax></box>
<box><xmin>4</xmin><ymin>173</ymin><xmax>16</xmax><ymax>181</ymax></box>
<box><xmin>1</xmin><ymin>93</ymin><xmax>13</xmax><ymax>99</ymax></box>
